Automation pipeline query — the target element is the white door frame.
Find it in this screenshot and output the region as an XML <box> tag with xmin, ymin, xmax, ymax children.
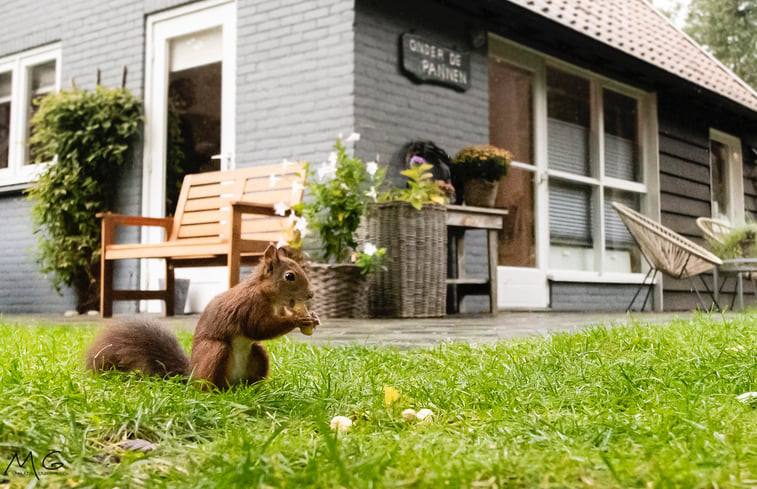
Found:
<box><xmin>709</xmin><ymin>128</ymin><xmax>744</xmax><ymax>225</ymax></box>
<box><xmin>142</xmin><ymin>0</ymin><xmax>236</xmax><ymax>309</ymax></box>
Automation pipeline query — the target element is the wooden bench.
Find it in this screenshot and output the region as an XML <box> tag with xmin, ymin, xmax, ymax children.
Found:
<box><xmin>99</xmin><ymin>162</ymin><xmax>305</xmax><ymax>317</ymax></box>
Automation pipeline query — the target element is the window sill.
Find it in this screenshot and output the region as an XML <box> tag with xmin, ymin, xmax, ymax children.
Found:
<box><xmin>0</xmin><ymin>161</ymin><xmax>50</xmax><ymax>192</ymax></box>
<box><xmin>547</xmin><ymin>270</ymin><xmax>655</xmax><ymax>284</ymax></box>
<box><xmin>0</xmin><ymin>181</ymin><xmax>32</xmax><ymax>196</ymax></box>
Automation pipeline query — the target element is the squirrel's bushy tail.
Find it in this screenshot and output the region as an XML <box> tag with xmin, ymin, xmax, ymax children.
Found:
<box><xmin>86</xmin><ymin>320</ymin><xmax>190</xmax><ymax>377</ymax></box>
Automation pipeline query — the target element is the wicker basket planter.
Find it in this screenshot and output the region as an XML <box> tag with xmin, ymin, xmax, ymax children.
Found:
<box><xmin>364</xmin><ymin>201</ymin><xmax>447</xmax><ymax>317</ymax></box>
<box><xmin>309</xmin><ymin>263</ymin><xmax>367</xmax><ymax>318</ymax></box>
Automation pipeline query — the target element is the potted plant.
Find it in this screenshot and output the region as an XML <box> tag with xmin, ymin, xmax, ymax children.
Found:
<box><xmin>451</xmin><ymin>144</ymin><xmax>511</xmax><ymax>207</ymax></box>
<box><xmin>293</xmin><ymin>134</ymin><xmax>386</xmax><ymax>318</ymax></box>
<box><xmin>706</xmin><ymin>223</ymin><xmax>757</xmax><ymax>259</ymax></box>
<box><xmin>364</xmin><ymin>163</ymin><xmax>450</xmax><ymax>318</ymax></box>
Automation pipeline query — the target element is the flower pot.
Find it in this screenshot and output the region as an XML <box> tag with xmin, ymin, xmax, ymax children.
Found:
<box><xmin>309</xmin><ymin>263</ymin><xmax>367</xmax><ymax>318</ymax></box>
<box><xmin>364</xmin><ymin>201</ymin><xmax>447</xmax><ymax>318</ymax></box>
<box><xmin>463</xmin><ymin>178</ymin><xmax>499</xmax><ymax>207</ymax></box>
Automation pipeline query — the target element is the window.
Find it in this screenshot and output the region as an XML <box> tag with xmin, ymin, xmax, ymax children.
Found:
<box><xmin>709</xmin><ymin>129</ymin><xmax>744</xmax><ymax>224</ymax></box>
<box><xmin>547</xmin><ymin>67</ymin><xmax>645</xmax><ymax>273</ymax></box>
<box><xmin>0</xmin><ymin>44</ymin><xmax>61</xmax><ymax>186</ymax></box>
<box><xmin>489</xmin><ymin>35</ymin><xmax>652</xmax><ymax>281</ymax></box>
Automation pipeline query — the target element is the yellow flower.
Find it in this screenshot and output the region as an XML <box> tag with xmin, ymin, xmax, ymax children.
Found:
<box><xmin>383</xmin><ymin>385</ymin><xmax>400</xmax><ymax>405</ymax></box>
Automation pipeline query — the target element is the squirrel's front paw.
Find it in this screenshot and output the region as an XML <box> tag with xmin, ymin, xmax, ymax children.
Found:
<box><xmin>299</xmin><ymin>312</ymin><xmax>319</xmax><ymax>336</ymax></box>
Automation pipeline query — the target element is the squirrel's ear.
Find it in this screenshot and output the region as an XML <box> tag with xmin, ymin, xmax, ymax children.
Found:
<box><xmin>263</xmin><ymin>244</ymin><xmax>279</xmax><ymax>265</ymax></box>
<box><xmin>276</xmin><ymin>247</ymin><xmax>290</xmax><ymax>261</ymax></box>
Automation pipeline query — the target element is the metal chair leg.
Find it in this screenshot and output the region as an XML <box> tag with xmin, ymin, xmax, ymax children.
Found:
<box><xmin>627</xmin><ymin>267</ymin><xmax>656</xmax><ymax>312</ymax></box>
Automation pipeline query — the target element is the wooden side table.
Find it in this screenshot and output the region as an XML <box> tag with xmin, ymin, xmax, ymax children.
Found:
<box><xmin>445</xmin><ymin>205</ymin><xmax>508</xmax><ymax>314</ymax></box>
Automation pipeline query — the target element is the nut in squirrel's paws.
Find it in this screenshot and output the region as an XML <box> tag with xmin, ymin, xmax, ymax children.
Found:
<box><xmin>291</xmin><ymin>303</ymin><xmax>319</xmax><ymax>336</ymax></box>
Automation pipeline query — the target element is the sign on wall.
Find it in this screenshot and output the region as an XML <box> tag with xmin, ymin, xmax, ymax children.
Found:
<box><xmin>400</xmin><ymin>33</ymin><xmax>470</xmax><ymax>91</ymax></box>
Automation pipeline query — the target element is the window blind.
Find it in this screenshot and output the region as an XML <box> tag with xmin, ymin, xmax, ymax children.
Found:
<box><xmin>547</xmin><ymin>118</ymin><xmax>590</xmax><ymax>176</ymax></box>
<box><xmin>549</xmin><ymin>182</ymin><xmax>592</xmax><ymax>246</ymax></box>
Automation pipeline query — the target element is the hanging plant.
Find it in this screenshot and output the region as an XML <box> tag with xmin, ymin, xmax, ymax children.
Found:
<box><xmin>26</xmin><ymin>86</ymin><xmax>142</xmax><ymax>313</ymax></box>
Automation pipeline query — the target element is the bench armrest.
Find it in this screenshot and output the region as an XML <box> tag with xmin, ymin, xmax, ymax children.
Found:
<box><xmin>98</xmin><ymin>212</ymin><xmax>174</xmax><ymax>248</ymax></box>
<box><xmin>230</xmin><ymin>201</ymin><xmax>278</xmax><ymax>216</ymax></box>
<box><xmin>97</xmin><ymin>212</ymin><xmax>174</xmax><ymax>228</ymax></box>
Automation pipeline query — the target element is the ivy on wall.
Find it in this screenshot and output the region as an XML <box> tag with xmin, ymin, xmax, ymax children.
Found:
<box><xmin>27</xmin><ymin>86</ymin><xmax>142</xmax><ymax>313</ymax></box>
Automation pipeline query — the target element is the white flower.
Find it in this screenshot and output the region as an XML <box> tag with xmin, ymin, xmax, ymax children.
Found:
<box><xmin>366</xmin><ymin>161</ymin><xmax>378</xmax><ymax>176</ymax></box>
<box><xmin>274</xmin><ymin>202</ymin><xmax>289</xmax><ymax>216</ymax></box>
<box><xmin>287</xmin><ymin>210</ymin><xmax>300</xmax><ymax>225</ymax></box>
<box><xmin>317</xmin><ymin>161</ymin><xmax>337</xmax><ymax>182</ymax></box>
<box><xmin>363</xmin><ymin>242</ymin><xmax>378</xmax><ymax>256</ymax></box>
<box><xmin>330</xmin><ymin>416</ymin><xmax>353</xmax><ymax>432</ymax></box>
<box><xmin>401</xmin><ymin>409</ymin><xmax>417</xmax><ymax>422</ymax></box>
<box><xmin>416</xmin><ymin>408</ymin><xmax>434</xmax><ymax>422</ymax></box>
<box><xmin>292</xmin><ymin>181</ymin><xmax>305</xmax><ymax>196</ymax></box>
<box><xmin>328</xmin><ymin>152</ymin><xmax>338</xmax><ymax>165</ymax></box>
<box><xmin>294</xmin><ymin>217</ymin><xmax>310</xmax><ymax>238</ymax></box>
<box><xmin>737</xmin><ymin>392</ymin><xmax>757</xmax><ymax>403</ymax></box>
<box><xmin>280</xmin><ymin>159</ymin><xmax>293</xmax><ymax>169</ymax></box>
<box><xmin>269</xmin><ymin>173</ymin><xmax>280</xmax><ymax>187</ymax></box>
<box><xmin>345</xmin><ymin>132</ymin><xmax>361</xmax><ymax>143</ymax></box>
<box><xmin>340</xmin><ymin>183</ymin><xmax>349</xmax><ymax>191</ymax></box>
<box><xmin>366</xmin><ymin>186</ymin><xmax>378</xmax><ymax>202</ymax></box>
<box><xmin>275</xmin><ymin>237</ymin><xmax>288</xmax><ymax>249</ymax></box>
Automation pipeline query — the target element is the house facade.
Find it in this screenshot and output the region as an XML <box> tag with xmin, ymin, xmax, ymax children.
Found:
<box><xmin>2</xmin><ymin>0</ymin><xmax>756</xmax><ymax>313</ymax></box>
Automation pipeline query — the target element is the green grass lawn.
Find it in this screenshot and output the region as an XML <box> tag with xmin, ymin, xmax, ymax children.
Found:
<box><xmin>1</xmin><ymin>314</ymin><xmax>757</xmax><ymax>488</ymax></box>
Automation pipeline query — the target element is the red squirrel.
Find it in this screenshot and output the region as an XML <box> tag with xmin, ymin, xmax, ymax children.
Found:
<box><xmin>86</xmin><ymin>244</ymin><xmax>319</xmax><ymax>389</ymax></box>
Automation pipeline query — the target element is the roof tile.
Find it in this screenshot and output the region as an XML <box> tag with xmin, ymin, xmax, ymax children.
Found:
<box><xmin>506</xmin><ymin>0</ymin><xmax>757</xmax><ymax>113</ymax></box>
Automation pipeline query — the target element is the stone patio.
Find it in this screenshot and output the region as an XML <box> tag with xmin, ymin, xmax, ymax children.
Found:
<box><xmin>3</xmin><ymin>311</ymin><xmax>707</xmax><ymax>348</ymax></box>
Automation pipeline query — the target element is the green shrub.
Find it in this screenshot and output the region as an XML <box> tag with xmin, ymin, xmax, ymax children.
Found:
<box><xmin>706</xmin><ymin>223</ymin><xmax>757</xmax><ymax>259</ymax></box>
<box><xmin>26</xmin><ymin>86</ymin><xmax>142</xmax><ymax>313</ymax></box>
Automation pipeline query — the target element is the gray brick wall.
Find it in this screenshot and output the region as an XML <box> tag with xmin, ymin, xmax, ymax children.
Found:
<box><xmin>354</xmin><ymin>0</ymin><xmax>490</xmax><ymax>312</ymax></box>
<box><xmin>1</xmin><ymin>0</ymin><xmax>357</xmax><ymax>313</ymax></box>
<box><xmin>235</xmin><ymin>0</ymin><xmax>355</xmax><ymax>166</ymax></box>
<box><xmin>0</xmin><ymin>0</ymin><xmax>157</xmax><ymax>313</ymax></box>
<box><xmin>550</xmin><ymin>282</ymin><xmax>654</xmax><ymax>312</ymax></box>
<box><xmin>0</xmin><ymin>192</ymin><xmax>76</xmax><ymax>314</ymax></box>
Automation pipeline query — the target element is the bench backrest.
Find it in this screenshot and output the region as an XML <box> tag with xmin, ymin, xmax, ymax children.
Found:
<box><xmin>170</xmin><ymin>162</ymin><xmax>306</xmax><ymax>244</ymax></box>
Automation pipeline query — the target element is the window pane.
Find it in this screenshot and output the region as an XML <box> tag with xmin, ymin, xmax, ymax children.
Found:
<box><xmin>710</xmin><ymin>140</ymin><xmax>728</xmax><ymax>218</ymax></box>
<box><xmin>0</xmin><ymin>72</ymin><xmax>10</xmax><ymax>170</ymax></box>
<box><xmin>31</xmin><ymin>61</ymin><xmax>56</xmax><ymax>92</ymax></box>
<box><xmin>549</xmin><ymin>181</ymin><xmax>592</xmax><ymax>247</ymax></box>
<box><xmin>27</xmin><ymin>61</ymin><xmax>56</xmax><ymax>165</ymax></box>
<box><xmin>605</xmin><ymin>190</ymin><xmax>642</xmax><ymax>273</ymax></box>
<box><xmin>489</xmin><ymin>57</ymin><xmax>533</xmax><ymax>164</ymax></box>
<box><xmin>489</xmin><ymin>57</ymin><xmax>536</xmax><ymax>267</ymax></box>
<box><xmin>547</xmin><ymin>68</ymin><xmax>590</xmax><ymax>176</ymax></box>
<box><xmin>496</xmin><ymin>168</ymin><xmax>536</xmax><ymax>267</ymax></box>
<box><xmin>604</xmin><ymin>90</ymin><xmax>640</xmax><ymax>182</ymax></box>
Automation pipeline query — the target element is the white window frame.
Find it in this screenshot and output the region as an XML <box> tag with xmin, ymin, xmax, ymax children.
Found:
<box><xmin>488</xmin><ymin>34</ymin><xmax>660</xmax><ymax>285</ymax></box>
<box><xmin>0</xmin><ymin>44</ymin><xmax>62</xmax><ymax>187</ymax></box>
<box><xmin>708</xmin><ymin>128</ymin><xmax>744</xmax><ymax>225</ymax></box>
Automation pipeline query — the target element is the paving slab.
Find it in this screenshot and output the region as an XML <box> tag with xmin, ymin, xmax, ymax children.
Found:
<box><xmin>1</xmin><ymin>311</ymin><xmax>712</xmax><ymax>348</ymax></box>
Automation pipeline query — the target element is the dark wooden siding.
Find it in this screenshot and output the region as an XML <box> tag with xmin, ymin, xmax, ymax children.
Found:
<box><xmin>657</xmin><ymin>95</ymin><xmax>757</xmax><ymax>311</ymax></box>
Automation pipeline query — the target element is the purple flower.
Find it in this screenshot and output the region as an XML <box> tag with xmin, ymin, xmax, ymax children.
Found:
<box><xmin>409</xmin><ymin>155</ymin><xmax>428</xmax><ymax>166</ymax></box>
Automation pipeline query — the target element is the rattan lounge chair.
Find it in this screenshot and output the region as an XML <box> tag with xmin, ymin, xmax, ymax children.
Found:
<box><xmin>611</xmin><ymin>202</ymin><xmax>722</xmax><ymax>311</ymax></box>
<box><xmin>695</xmin><ymin>217</ymin><xmax>732</xmax><ymax>245</ymax></box>
<box><xmin>696</xmin><ymin>216</ymin><xmax>757</xmax><ymax>309</ymax></box>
